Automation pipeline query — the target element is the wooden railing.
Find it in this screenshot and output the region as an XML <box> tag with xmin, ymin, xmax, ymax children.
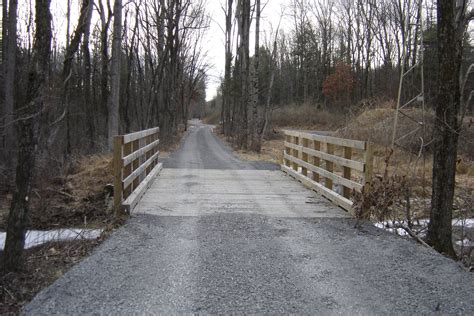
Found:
<box><xmin>113</xmin><ymin>127</ymin><xmax>163</xmax><ymax>213</ymax></box>
<box><xmin>281</xmin><ymin>130</ymin><xmax>373</xmax><ymax>214</ymax></box>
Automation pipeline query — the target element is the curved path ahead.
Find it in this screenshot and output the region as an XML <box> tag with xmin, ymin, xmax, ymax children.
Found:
<box><xmin>25</xmin><ymin>122</ymin><xmax>474</xmax><ymax>315</ymax></box>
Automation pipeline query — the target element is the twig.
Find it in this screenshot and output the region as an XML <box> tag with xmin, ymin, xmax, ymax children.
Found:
<box><xmin>395</xmin><ymin>224</ymin><xmax>431</xmax><ymax>248</ymax></box>
<box><xmin>44</xmin><ymin>188</ymin><xmax>76</xmax><ymax>200</ymax></box>
<box><xmin>0</xmin><ymin>285</ymin><xmax>16</xmax><ymax>300</ymax></box>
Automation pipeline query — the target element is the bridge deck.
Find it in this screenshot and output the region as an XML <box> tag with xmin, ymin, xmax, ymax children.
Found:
<box><xmin>23</xmin><ymin>122</ymin><xmax>474</xmax><ymax>315</ymax></box>
<box><xmin>135</xmin><ymin>168</ymin><xmax>349</xmax><ymax>218</ymax></box>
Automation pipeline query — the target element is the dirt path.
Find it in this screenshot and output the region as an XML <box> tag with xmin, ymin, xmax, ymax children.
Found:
<box><xmin>162</xmin><ymin>120</ymin><xmax>278</xmax><ymax>170</ymax></box>
<box><xmin>24</xmin><ymin>122</ymin><xmax>474</xmax><ymax>315</ymax></box>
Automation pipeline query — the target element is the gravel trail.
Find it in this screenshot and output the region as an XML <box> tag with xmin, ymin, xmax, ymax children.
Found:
<box><xmin>24</xmin><ymin>122</ymin><xmax>474</xmax><ymax>315</ymax></box>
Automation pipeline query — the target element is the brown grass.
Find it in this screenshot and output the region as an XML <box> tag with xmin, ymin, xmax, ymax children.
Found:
<box><xmin>159</xmin><ymin>130</ymin><xmax>185</xmax><ymax>158</ymax></box>
<box><xmin>270</xmin><ymin>104</ymin><xmax>344</xmax><ymax>130</ymax></box>
<box><xmin>0</xmin><ymin>239</ymin><xmax>102</xmax><ymax>314</ymax></box>
<box><xmin>219</xmin><ymin>103</ymin><xmax>473</xmax><ymax>219</ymax></box>
<box><xmin>0</xmin><ymin>154</ymin><xmax>114</xmax><ymax>231</ymax></box>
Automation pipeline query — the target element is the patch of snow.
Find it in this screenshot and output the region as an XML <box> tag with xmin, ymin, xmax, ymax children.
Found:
<box><xmin>0</xmin><ymin>228</ymin><xmax>103</xmax><ymax>250</ymax></box>
<box><xmin>375</xmin><ymin>218</ymin><xmax>474</xmax><ymax>230</ymax></box>
<box><xmin>456</xmin><ymin>239</ymin><xmax>472</xmax><ymax>247</ymax></box>
<box><xmin>452</xmin><ymin>218</ymin><xmax>474</xmax><ymax>228</ymax></box>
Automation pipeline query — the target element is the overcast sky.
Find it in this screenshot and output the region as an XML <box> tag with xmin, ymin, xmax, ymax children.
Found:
<box><xmin>203</xmin><ymin>0</ymin><xmax>291</xmax><ymax>100</ymax></box>
<box><xmin>18</xmin><ymin>0</ymin><xmax>291</xmax><ymax>101</ymax></box>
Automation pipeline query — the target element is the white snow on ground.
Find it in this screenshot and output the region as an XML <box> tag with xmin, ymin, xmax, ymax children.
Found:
<box><xmin>0</xmin><ymin>229</ymin><xmax>102</xmax><ymax>250</ymax></box>
<box><xmin>412</xmin><ymin>218</ymin><xmax>474</xmax><ymax>228</ymax></box>
<box><xmin>374</xmin><ymin>222</ymin><xmax>409</xmax><ymax>236</ymax></box>
<box><xmin>456</xmin><ymin>239</ymin><xmax>472</xmax><ymax>247</ymax></box>
<box><xmin>374</xmin><ymin>218</ymin><xmax>474</xmax><ymax>244</ymax></box>
<box><xmin>375</xmin><ymin>218</ymin><xmax>474</xmax><ymax>230</ymax></box>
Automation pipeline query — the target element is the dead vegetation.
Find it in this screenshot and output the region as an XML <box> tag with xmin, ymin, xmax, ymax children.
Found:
<box><xmin>212</xmin><ymin>102</ymin><xmax>474</xmax><ymax>266</ymax></box>
<box><xmin>0</xmin><ymin>154</ymin><xmax>114</xmax><ymax>231</ymax></box>
<box><xmin>269</xmin><ymin>104</ymin><xmax>345</xmax><ymax>131</ymax></box>
<box><xmin>0</xmin><ymin>131</ymin><xmax>185</xmax><ymax>313</ymax></box>
<box><xmin>0</xmin><ymin>132</ymin><xmax>180</xmax><ymax>231</ymax></box>
<box><xmin>0</xmin><ymin>239</ymin><xmax>102</xmax><ymax>314</ymax></box>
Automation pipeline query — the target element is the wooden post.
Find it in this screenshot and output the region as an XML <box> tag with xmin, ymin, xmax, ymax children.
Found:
<box><xmin>312</xmin><ymin>140</ymin><xmax>320</xmax><ymax>182</ymax></box>
<box><xmin>122</xmin><ymin>141</ymin><xmax>133</xmax><ymax>200</ymax></box>
<box><xmin>362</xmin><ymin>142</ymin><xmax>374</xmax><ymax>218</ymax></box>
<box><xmin>284</xmin><ymin>133</ymin><xmax>290</xmax><ymax>167</ymax></box>
<box><xmin>363</xmin><ymin>142</ymin><xmax>374</xmax><ymax>190</ymax></box>
<box><xmin>343</xmin><ymin>146</ymin><xmax>352</xmax><ymax>198</ymax></box>
<box><xmin>113</xmin><ymin>136</ymin><xmax>124</xmax><ymax>214</ymax></box>
<box><xmin>325</xmin><ymin>143</ymin><xmax>334</xmax><ymax>189</ymax></box>
<box><xmin>302</xmin><ymin>138</ymin><xmax>308</xmax><ymax>176</ymax></box>
<box><xmin>292</xmin><ymin>136</ymin><xmax>299</xmax><ymax>171</ymax></box>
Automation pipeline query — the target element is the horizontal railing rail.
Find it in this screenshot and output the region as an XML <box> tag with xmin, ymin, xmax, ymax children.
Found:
<box><xmin>281</xmin><ymin>130</ymin><xmax>373</xmax><ymax>214</ymax></box>
<box><xmin>114</xmin><ymin>127</ymin><xmax>163</xmax><ymax>213</ymax></box>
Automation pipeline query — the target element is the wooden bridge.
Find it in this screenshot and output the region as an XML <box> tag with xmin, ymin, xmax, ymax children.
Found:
<box><xmin>25</xmin><ymin>122</ymin><xmax>474</xmax><ymax>314</ymax></box>
<box><xmin>112</xmin><ymin>125</ymin><xmax>373</xmax><ymax>217</ymax></box>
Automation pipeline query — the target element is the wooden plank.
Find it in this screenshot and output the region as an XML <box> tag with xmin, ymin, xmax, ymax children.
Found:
<box><xmin>302</xmin><ymin>138</ymin><xmax>308</xmax><ymax>176</ymax></box>
<box><xmin>363</xmin><ymin>142</ymin><xmax>374</xmax><ymax>188</ymax></box>
<box><xmin>123</xmin><ymin>151</ymin><xmax>160</xmax><ymax>189</ymax></box>
<box><xmin>283</xmin><ymin>130</ymin><xmax>366</xmax><ymax>150</ymax></box>
<box><xmin>123</xmin><ymin>163</ymin><xmax>163</xmax><ymax>213</ymax></box>
<box><xmin>325</xmin><ymin>143</ymin><xmax>334</xmax><ymax>189</ymax></box>
<box><xmin>284</xmin><ymin>135</ymin><xmax>290</xmax><ymax>167</ymax></box>
<box><xmin>122</xmin><ymin>141</ymin><xmax>133</xmax><ymax>200</ymax></box>
<box><xmin>132</xmin><ymin>139</ymin><xmax>140</xmax><ymax>193</ymax></box>
<box><xmin>281</xmin><ymin>165</ymin><xmax>353</xmax><ymax>213</ymax></box>
<box><xmin>343</xmin><ymin>146</ymin><xmax>352</xmax><ymax>198</ymax></box>
<box><xmin>284</xmin><ymin>153</ymin><xmax>363</xmax><ymax>192</ymax></box>
<box><xmin>292</xmin><ymin>136</ymin><xmax>298</xmax><ymax>171</ymax></box>
<box><xmin>123</xmin><ymin>139</ymin><xmax>160</xmax><ymax>166</ymax></box>
<box><xmin>312</xmin><ymin>140</ymin><xmax>320</xmax><ymax>182</ymax></box>
<box><xmin>123</xmin><ymin>127</ymin><xmax>160</xmax><ymax>144</ymax></box>
<box><xmin>113</xmin><ymin>136</ymin><xmax>124</xmax><ymax>214</ymax></box>
<box><xmin>284</xmin><ymin>142</ymin><xmax>364</xmax><ymax>172</ymax></box>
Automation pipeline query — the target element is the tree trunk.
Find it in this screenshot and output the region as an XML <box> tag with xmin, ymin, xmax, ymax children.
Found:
<box><xmin>1</xmin><ymin>0</ymin><xmax>7</xmax><ymax>65</ymax></box>
<box><xmin>260</xmin><ymin>17</ymin><xmax>281</xmax><ymax>141</ymax></box>
<box><xmin>426</xmin><ymin>0</ymin><xmax>465</xmax><ymax>258</ymax></box>
<box><xmin>1</xmin><ymin>0</ymin><xmax>18</xmax><ymax>164</ymax></box>
<box><xmin>249</xmin><ymin>0</ymin><xmax>260</xmax><ymax>152</ymax></box>
<box><xmin>3</xmin><ymin>0</ymin><xmax>52</xmax><ymax>271</ymax></box>
<box><xmin>222</xmin><ymin>0</ymin><xmax>233</xmax><ymax>137</ymax></box>
<box><xmin>82</xmin><ymin>0</ymin><xmax>94</xmax><ymax>149</ymax></box>
<box><xmin>98</xmin><ymin>0</ymin><xmax>111</xmax><ymax>139</ymax></box>
<box><xmin>62</xmin><ymin>0</ymin><xmax>92</xmax><ymax>156</ymax></box>
<box><xmin>107</xmin><ymin>0</ymin><xmax>122</xmax><ymax>149</ymax></box>
<box><xmin>237</xmin><ymin>0</ymin><xmax>250</xmax><ymax>149</ymax></box>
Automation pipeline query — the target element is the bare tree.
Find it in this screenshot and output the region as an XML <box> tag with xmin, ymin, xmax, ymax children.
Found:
<box><xmin>236</xmin><ymin>0</ymin><xmax>250</xmax><ymax>148</ymax></box>
<box><xmin>222</xmin><ymin>0</ymin><xmax>233</xmax><ymax>137</ymax></box>
<box><xmin>426</xmin><ymin>0</ymin><xmax>472</xmax><ymax>258</ymax></box>
<box><xmin>3</xmin><ymin>0</ymin><xmax>52</xmax><ymax>271</ymax></box>
<box><xmin>249</xmin><ymin>0</ymin><xmax>261</xmax><ymax>152</ymax></box>
<box><xmin>1</xmin><ymin>0</ymin><xmax>18</xmax><ymax>163</ymax></box>
<box><xmin>107</xmin><ymin>0</ymin><xmax>122</xmax><ymax>149</ymax></box>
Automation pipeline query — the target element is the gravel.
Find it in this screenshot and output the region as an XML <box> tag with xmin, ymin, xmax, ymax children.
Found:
<box><xmin>23</xmin><ymin>122</ymin><xmax>474</xmax><ymax>315</ymax></box>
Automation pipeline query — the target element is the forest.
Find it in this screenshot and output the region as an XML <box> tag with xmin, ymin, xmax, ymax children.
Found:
<box><xmin>0</xmin><ymin>0</ymin><xmax>473</xmax><ymax>311</ymax></box>
<box><xmin>0</xmin><ymin>0</ymin><xmax>210</xmax><ymax>272</ymax></box>
<box><xmin>217</xmin><ymin>0</ymin><xmax>473</xmax><ymax>150</ymax></box>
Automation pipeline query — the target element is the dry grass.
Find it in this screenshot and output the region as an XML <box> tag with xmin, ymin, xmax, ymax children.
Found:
<box><xmin>0</xmin><ymin>154</ymin><xmax>114</xmax><ymax>231</ymax></box>
<box><xmin>0</xmin><ymin>130</ymin><xmax>187</xmax><ymax>314</ymax></box>
<box><xmin>159</xmin><ymin>130</ymin><xmax>185</xmax><ymax>158</ymax></box>
<box><xmin>0</xmin><ymin>239</ymin><xmax>102</xmax><ymax>314</ymax></box>
<box><xmin>202</xmin><ymin>110</ymin><xmax>220</xmax><ymax>125</ymax></box>
<box><xmin>337</xmin><ymin>101</ymin><xmax>474</xmax><ymax>159</ymax></box>
<box><xmin>270</xmin><ymin>104</ymin><xmax>344</xmax><ymax>130</ymax></box>
<box><xmin>220</xmin><ymin>103</ymin><xmax>473</xmax><ymax>217</ymax></box>
<box><xmin>236</xmin><ymin>138</ymin><xmax>284</xmax><ymax>164</ymax></box>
